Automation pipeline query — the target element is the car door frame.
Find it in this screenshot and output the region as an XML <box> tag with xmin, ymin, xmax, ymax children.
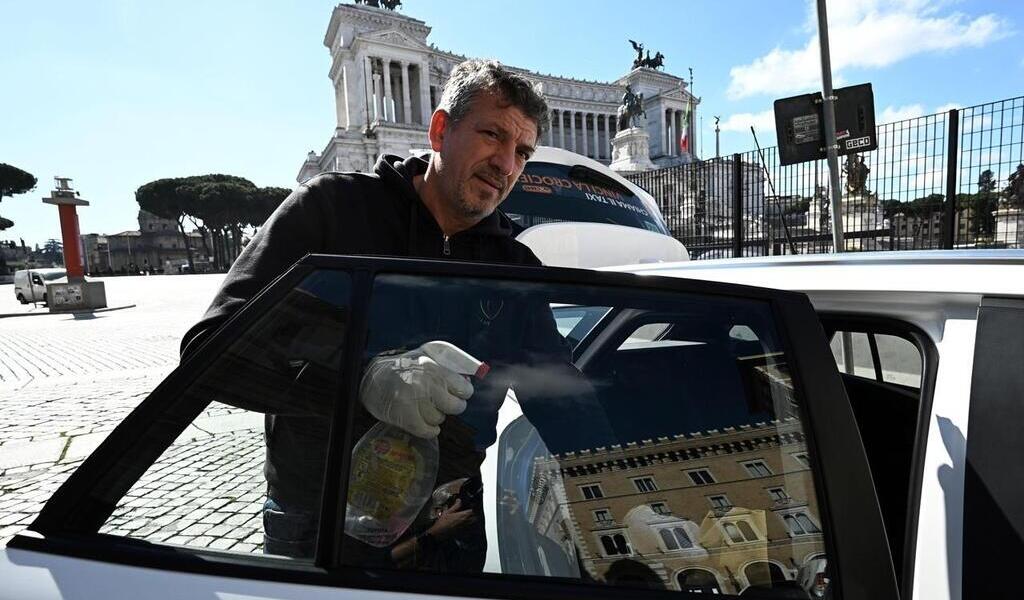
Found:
<box><xmin>10</xmin><ymin>254</ymin><xmax>898</xmax><ymax>600</ymax></box>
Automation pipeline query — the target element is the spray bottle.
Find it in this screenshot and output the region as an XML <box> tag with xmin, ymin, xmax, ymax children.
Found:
<box><xmin>345</xmin><ymin>341</ymin><xmax>489</xmax><ymax>547</ymax></box>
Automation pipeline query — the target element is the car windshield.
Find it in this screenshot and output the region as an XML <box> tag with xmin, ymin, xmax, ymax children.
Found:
<box><xmin>502</xmin><ymin>161</ymin><xmax>668</xmax><ymax>235</ymax></box>
<box><xmin>40</xmin><ymin>271</ymin><xmax>66</xmax><ymax>281</ymax></box>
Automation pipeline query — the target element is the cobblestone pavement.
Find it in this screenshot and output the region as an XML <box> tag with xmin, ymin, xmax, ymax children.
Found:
<box><xmin>0</xmin><ymin>274</ymin><xmax>237</xmax><ymax>547</ymax></box>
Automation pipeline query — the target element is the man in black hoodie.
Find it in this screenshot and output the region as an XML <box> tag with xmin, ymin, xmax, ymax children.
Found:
<box><xmin>181</xmin><ymin>59</ymin><xmax>562</xmax><ymax>560</ymax></box>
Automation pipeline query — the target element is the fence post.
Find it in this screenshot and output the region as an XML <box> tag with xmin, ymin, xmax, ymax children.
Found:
<box><xmin>732</xmin><ymin>153</ymin><xmax>743</xmax><ymax>258</ymax></box>
<box><xmin>943</xmin><ymin>108</ymin><xmax>960</xmax><ymax>249</ymax></box>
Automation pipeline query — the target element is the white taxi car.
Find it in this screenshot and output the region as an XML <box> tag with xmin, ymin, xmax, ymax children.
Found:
<box><xmin>3</xmin><ymin>233</ymin><xmax>1020</xmax><ymax>598</ymax></box>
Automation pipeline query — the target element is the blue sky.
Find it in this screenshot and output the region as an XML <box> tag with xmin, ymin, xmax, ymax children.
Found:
<box><xmin>2</xmin><ymin>0</ymin><xmax>1021</xmax><ymax>246</ymax></box>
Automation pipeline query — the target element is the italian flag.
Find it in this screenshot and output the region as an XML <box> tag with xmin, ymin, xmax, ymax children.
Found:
<box><xmin>679</xmin><ymin>105</ymin><xmax>691</xmax><ymax>154</ymax></box>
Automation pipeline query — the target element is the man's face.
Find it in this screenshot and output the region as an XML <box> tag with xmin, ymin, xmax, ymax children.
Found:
<box><xmin>429</xmin><ymin>92</ymin><xmax>538</xmax><ymax>223</ymax></box>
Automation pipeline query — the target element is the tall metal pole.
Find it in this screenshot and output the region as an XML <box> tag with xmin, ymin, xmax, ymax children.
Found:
<box><xmin>816</xmin><ymin>0</ymin><xmax>845</xmax><ymax>252</ymax></box>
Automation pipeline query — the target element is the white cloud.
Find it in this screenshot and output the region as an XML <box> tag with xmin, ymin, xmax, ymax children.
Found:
<box><xmin>718</xmin><ymin>110</ymin><xmax>777</xmax><ymax>134</ymax></box>
<box><xmin>933</xmin><ymin>102</ymin><xmax>963</xmax><ymax>114</ymax></box>
<box><xmin>727</xmin><ymin>0</ymin><xmax>1012</xmax><ymax>99</ymax></box>
<box><xmin>880</xmin><ymin>104</ymin><xmax>925</xmax><ymax>123</ymax></box>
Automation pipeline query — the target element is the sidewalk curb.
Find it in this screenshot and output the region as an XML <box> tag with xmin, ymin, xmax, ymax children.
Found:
<box><xmin>0</xmin><ymin>304</ymin><xmax>137</xmax><ymax>319</ymax></box>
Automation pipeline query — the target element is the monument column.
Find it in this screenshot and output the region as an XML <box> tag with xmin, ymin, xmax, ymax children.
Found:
<box><xmin>362</xmin><ymin>55</ymin><xmax>374</xmax><ymax>124</ymax></box>
<box><xmin>382</xmin><ymin>58</ymin><xmax>394</xmax><ymax>122</ymax></box>
<box><xmin>547</xmin><ymin>110</ymin><xmax>555</xmax><ymax>146</ymax></box>
<box><xmin>671</xmin><ymin>109</ymin><xmax>679</xmax><ymax>155</ymax></box>
<box><xmin>372</xmin><ymin>71</ymin><xmax>383</xmax><ymax>122</ymax></box>
<box><xmin>593</xmin><ymin>113</ymin><xmax>600</xmax><ymax>159</ymax></box>
<box><xmin>569</xmin><ymin>110</ymin><xmax>577</xmax><ymax>153</ymax></box>
<box><xmin>558</xmin><ymin>110</ymin><xmax>565</xmax><ymax>149</ymax></box>
<box><xmin>605</xmin><ymin>114</ymin><xmax>613</xmax><ymax>158</ymax></box>
<box><xmin>585</xmin><ymin>111</ymin><xmax>593</xmax><ymax>155</ymax></box>
<box><xmin>418</xmin><ymin>61</ymin><xmax>432</xmax><ymax>124</ymax></box>
<box><xmin>400</xmin><ymin>61</ymin><xmax>413</xmax><ymax>124</ymax></box>
<box><xmin>660</xmin><ymin>108</ymin><xmax>668</xmax><ymax>156</ymax></box>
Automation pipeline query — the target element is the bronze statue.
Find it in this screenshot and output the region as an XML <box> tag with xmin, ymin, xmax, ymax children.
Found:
<box><xmin>628</xmin><ymin>40</ymin><xmax>665</xmax><ymax>69</ymax></box>
<box><xmin>355</xmin><ymin>0</ymin><xmax>401</xmax><ymax>9</ymax></box>
<box><xmin>617</xmin><ymin>85</ymin><xmax>646</xmax><ymax>130</ymax></box>
<box><xmin>843</xmin><ymin>155</ymin><xmax>870</xmax><ymax>196</ymax></box>
<box><xmin>645</xmin><ymin>51</ymin><xmax>665</xmax><ymax>70</ymax></box>
<box><xmin>629</xmin><ymin>40</ymin><xmax>645</xmax><ymax>69</ymax></box>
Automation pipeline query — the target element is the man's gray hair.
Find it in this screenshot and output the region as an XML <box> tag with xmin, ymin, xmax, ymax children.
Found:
<box><xmin>437</xmin><ymin>59</ymin><xmax>550</xmax><ymax>136</ymax></box>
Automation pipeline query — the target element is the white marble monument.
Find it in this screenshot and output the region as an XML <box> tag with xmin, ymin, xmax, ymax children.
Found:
<box><xmin>995</xmin><ymin>207</ymin><xmax>1023</xmax><ymax>248</ymax></box>
<box><xmin>297</xmin><ymin>3</ymin><xmax>700</xmax><ymax>182</ymax></box>
<box><xmin>609</xmin><ymin>127</ymin><xmax>657</xmax><ymax>173</ymax></box>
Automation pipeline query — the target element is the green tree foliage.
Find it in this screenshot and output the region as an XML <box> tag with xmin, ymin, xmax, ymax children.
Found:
<box><xmin>970</xmin><ymin>169</ymin><xmax>999</xmax><ymax>236</ymax></box>
<box><xmin>136</xmin><ymin>176</ymin><xmax>199</xmax><ymax>272</ymax></box>
<box><xmin>1005</xmin><ymin>164</ymin><xmax>1024</xmax><ymax>208</ymax></box>
<box><xmin>0</xmin><ymin>163</ymin><xmax>37</xmax><ymax>202</ymax></box>
<box><xmin>40</xmin><ymin>238</ymin><xmax>64</xmax><ymax>265</ymax></box>
<box><xmin>248</xmin><ymin>187</ymin><xmax>290</xmax><ymax>229</ymax></box>
<box><xmin>0</xmin><ymin>164</ymin><xmax>37</xmax><ymax>232</ymax></box>
<box><xmin>136</xmin><ymin>174</ymin><xmax>292</xmax><ymax>272</ymax></box>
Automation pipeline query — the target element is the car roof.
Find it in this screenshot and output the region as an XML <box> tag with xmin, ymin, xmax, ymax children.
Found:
<box><xmin>605</xmin><ymin>250</ymin><xmax>1024</xmax><ymax>297</ymax></box>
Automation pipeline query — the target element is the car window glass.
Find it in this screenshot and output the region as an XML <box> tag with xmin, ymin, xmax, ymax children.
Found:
<box><xmin>829</xmin><ymin>330</ymin><xmax>922</xmax><ymax>388</ymax></box>
<box><xmin>552</xmin><ymin>305</ymin><xmax>609</xmax><ymax>347</ymax></box>
<box><xmin>829</xmin><ymin>332</ymin><xmax>874</xmax><ymax>379</ymax></box>
<box><xmin>339</xmin><ymin>274</ymin><xmax>831</xmax><ymax>598</ymax></box>
<box><xmin>98</xmin><ymin>271</ymin><xmax>350</xmax><ymax>561</ymax></box>
<box><xmin>503</xmin><ymin>161</ymin><xmax>668</xmax><ymax>234</ymax></box>
<box><xmin>875</xmin><ymin>334</ymin><xmax>922</xmax><ymax>387</ymax></box>
<box><xmin>618</xmin><ymin>322</ymin><xmax>673</xmax><ymax>348</ymax></box>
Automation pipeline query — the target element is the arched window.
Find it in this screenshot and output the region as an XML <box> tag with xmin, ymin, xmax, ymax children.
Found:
<box><xmin>600</xmin><ymin>534</ymin><xmax>631</xmax><ymax>556</ymax></box>
<box><xmin>613</xmin><ymin>533</ymin><xmax>631</xmax><ymax>555</ymax></box>
<box><xmin>672</xmin><ymin>527</ymin><xmax>693</xmax><ymax>549</ymax></box>
<box><xmin>737</xmin><ymin>521</ymin><xmax>758</xmax><ymax>541</ymax></box>
<box><xmin>660</xmin><ymin>528</ymin><xmax>679</xmax><ymax>550</ymax></box>
<box><xmin>796</xmin><ymin>513</ymin><xmax>820</xmax><ymax>533</ymax></box>
<box><xmin>678</xmin><ymin>569</ymin><xmax>722</xmax><ymax>594</ymax></box>
<box><xmin>723</xmin><ymin>522</ymin><xmax>744</xmax><ymax>543</ymax></box>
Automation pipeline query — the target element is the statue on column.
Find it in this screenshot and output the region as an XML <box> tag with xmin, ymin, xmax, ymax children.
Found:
<box><xmin>843</xmin><ymin>154</ymin><xmax>870</xmax><ymax>196</ymax></box>
<box><xmin>617</xmin><ymin>85</ymin><xmax>646</xmax><ymax>130</ymax></box>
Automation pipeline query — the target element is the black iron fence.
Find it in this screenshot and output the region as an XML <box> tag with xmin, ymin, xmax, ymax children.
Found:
<box><xmin>626</xmin><ymin>95</ymin><xmax>1024</xmax><ymax>259</ymax></box>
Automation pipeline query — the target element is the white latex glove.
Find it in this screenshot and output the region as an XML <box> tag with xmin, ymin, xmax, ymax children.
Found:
<box><xmin>359</xmin><ymin>343</ymin><xmax>476</xmax><ymax>439</ymax></box>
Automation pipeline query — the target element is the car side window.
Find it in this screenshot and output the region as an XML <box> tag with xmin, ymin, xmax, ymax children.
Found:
<box><xmin>96</xmin><ymin>270</ymin><xmax>351</xmax><ymax>560</ymax></box>
<box><xmin>830</xmin><ymin>330</ymin><xmax>922</xmax><ymax>388</ymax></box>
<box><xmin>338</xmin><ymin>273</ymin><xmax>833</xmax><ymax>598</ymax></box>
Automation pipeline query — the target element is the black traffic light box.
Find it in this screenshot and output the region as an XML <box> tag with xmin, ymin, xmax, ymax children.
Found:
<box><xmin>774</xmin><ymin>83</ymin><xmax>877</xmax><ymax>166</ymax></box>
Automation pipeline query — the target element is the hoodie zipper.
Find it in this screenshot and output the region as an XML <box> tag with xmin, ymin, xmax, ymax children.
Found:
<box><xmin>442</xmin><ymin>235</ymin><xmax>451</xmax><ymax>256</ymax></box>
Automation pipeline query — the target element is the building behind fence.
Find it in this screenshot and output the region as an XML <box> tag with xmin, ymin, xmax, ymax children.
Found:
<box><xmin>625</xmin><ymin>95</ymin><xmax>1024</xmax><ymax>259</ymax></box>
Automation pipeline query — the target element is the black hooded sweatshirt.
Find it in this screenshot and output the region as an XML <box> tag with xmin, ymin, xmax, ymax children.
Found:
<box><xmin>181</xmin><ymin>153</ymin><xmax>542</xmax><ymax>356</ymax></box>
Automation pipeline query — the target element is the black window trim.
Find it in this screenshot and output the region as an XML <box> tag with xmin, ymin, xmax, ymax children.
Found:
<box><xmin>11</xmin><ymin>255</ymin><xmax>899</xmax><ymax>600</ymax></box>
<box><xmin>819</xmin><ymin>313</ymin><xmax>939</xmax><ymax>600</ymax></box>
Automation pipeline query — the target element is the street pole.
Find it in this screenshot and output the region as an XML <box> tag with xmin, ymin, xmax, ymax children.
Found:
<box><xmin>816</xmin><ymin>0</ymin><xmax>845</xmax><ymax>253</ymax></box>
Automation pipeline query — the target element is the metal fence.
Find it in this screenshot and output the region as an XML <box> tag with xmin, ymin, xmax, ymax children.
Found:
<box><xmin>626</xmin><ymin>95</ymin><xmax>1024</xmax><ymax>259</ymax></box>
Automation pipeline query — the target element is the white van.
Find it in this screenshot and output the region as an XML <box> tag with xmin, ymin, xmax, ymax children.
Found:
<box><xmin>13</xmin><ymin>268</ymin><xmax>66</xmax><ymax>304</ymax></box>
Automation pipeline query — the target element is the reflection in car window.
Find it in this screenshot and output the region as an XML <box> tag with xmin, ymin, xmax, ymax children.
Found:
<box><xmin>99</xmin><ymin>271</ymin><xmax>350</xmax><ymax>560</ymax></box>
<box><xmin>340</xmin><ymin>274</ymin><xmax>831</xmax><ymax>597</ymax></box>
<box><xmin>502</xmin><ymin>161</ymin><xmax>668</xmax><ymax>234</ymax></box>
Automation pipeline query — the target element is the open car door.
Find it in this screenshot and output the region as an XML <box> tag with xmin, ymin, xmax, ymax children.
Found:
<box><xmin>5</xmin><ymin>256</ymin><xmax>897</xmax><ymax>600</ymax></box>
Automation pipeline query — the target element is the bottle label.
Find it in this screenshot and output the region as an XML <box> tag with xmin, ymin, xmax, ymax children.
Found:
<box><xmin>349</xmin><ymin>432</ymin><xmax>421</xmax><ymax>521</ymax></box>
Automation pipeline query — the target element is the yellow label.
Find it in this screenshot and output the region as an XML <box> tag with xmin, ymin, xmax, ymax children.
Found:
<box><xmin>348</xmin><ymin>433</ymin><xmax>421</xmax><ymax>520</ymax></box>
